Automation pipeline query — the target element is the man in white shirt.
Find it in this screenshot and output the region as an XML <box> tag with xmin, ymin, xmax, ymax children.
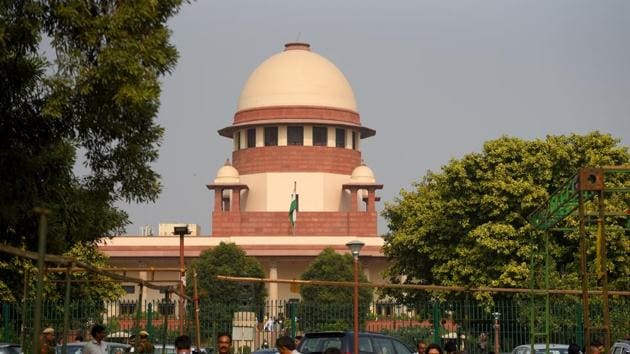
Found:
<box><xmin>83</xmin><ymin>324</ymin><xmax>108</xmax><ymax>354</ymax></box>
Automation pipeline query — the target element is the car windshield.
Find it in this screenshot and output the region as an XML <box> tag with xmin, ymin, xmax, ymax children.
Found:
<box><xmin>0</xmin><ymin>349</ymin><xmax>20</xmax><ymax>354</ymax></box>
<box><xmin>300</xmin><ymin>337</ymin><xmax>342</xmax><ymax>354</ymax></box>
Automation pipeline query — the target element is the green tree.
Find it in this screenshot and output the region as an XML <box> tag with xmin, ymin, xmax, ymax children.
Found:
<box><xmin>188</xmin><ymin>243</ymin><xmax>266</xmax><ymax>337</ymax></box>
<box><xmin>189</xmin><ymin>242</ymin><xmax>266</xmax><ymax>305</ymax></box>
<box><xmin>382</xmin><ymin>132</ymin><xmax>629</xmax><ymax>304</ymax></box>
<box><xmin>0</xmin><ymin>0</ymin><xmax>185</xmax><ymax>300</ymax></box>
<box><xmin>299</xmin><ymin>247</ymin><xmax>373</xmax><ymax>331</ymax></box>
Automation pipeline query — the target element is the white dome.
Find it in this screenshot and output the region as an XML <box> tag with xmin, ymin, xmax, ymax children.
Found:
<box><xmin>237</xmin><ymin>43</ymin><xmax>357</xmax><ymax>112</ymax></box>
<box><xmin>351</xmin><ymin>164</ymin><xmax>375</xmax><ymax>183</ymax></box>
<box><xmin>214</xmin><ymin>162</ymin><xmax>240</xmax><ymax>184</ymax></box>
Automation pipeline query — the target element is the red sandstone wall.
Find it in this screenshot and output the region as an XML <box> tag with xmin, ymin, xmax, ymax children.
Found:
<box><xmin>234</xmin><ymin>106</ymin><xmax>361</xmax><ymax>125</ymax></box>
<box><xmin>212</xmin><ymin>211</ymin><xmax>377</xmax><ymax>236</ymax></box>
<box><xmin>233</xmin><ymin>146</ymin><xmax>361</xmax><ymax>175</ymax></box>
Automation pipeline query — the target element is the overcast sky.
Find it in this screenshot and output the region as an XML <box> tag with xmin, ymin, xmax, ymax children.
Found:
<box><xmin>118</xmin><ymin>0</ymin><xmax>630</xmax><ymax>236</ymax></box>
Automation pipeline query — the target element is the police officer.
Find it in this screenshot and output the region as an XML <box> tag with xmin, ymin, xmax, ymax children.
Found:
<box><xmin>40</xmin><ymin>327</ymin><xmax>56</xmax><ymax>354</ymax></box>
<box><xmin>135</xmin><ymin>330</ymin><xmax>155</xmax><ymax>353</ymax></box>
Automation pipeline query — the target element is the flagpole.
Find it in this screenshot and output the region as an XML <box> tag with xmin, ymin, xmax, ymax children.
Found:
<box><xmin>292</xmin><ymin>181</ymin><xmax>297</xmax><ymax>236</ymax></box>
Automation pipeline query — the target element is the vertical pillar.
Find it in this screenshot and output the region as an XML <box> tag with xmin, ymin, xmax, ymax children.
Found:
<box><xmin>231</xmin><ymin>188</ymin><xmax>241</xmax><ymax>213</ymax></box>
<box><xmin>268</xmin><ymin>263</ymin><xmax>278</xmax><ymax>303</ymax></box>
<box><xmin>367</xmin><ymin>188</ymin><xmax>376</xmax><ymax>212</ymax></box>
<box><xmin>214</xmin><ymin>188</ymin><xmax>222</xmax><ymax>212</ymax></box>
<box><xmin>350</xmin><ymin>189</ymin><xmax>358</xmax><ymax>212</ymax></box>
<box><xmin>139</xmin><ymin>272</ymin><xmax>148</xmax><ymax>304</ymax></box>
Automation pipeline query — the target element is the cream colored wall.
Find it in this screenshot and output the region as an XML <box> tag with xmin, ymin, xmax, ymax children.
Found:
<box><xmin>157</xmin><ymin>223</ymin><xmax>201</xmax><ymax>236</ymax></box>
<box><xmin>327</xmin><ymin>127</ymin><xmax>336</xmax><ymax>147</ymax></box>
<box><xmin>279</xmin><ymin>126</ymin><xmax>287</xmax><ymax>146</ymax></box>
<box><xmin>255</xmin><ymin>127</ymin><xmax>264</xmax><ymax>147</ymax></box>
<box><xmin>303</xmin><ymin>126</ymin><xmax>313</xmax><ymax>146</ymax></box>
<box><xmin>239</xmin><ymin>130</ymin><xmax>246</xmax><ymax>149</ymax></box>
<box><xmin>240</xmin><ymin>172</ymin><xmax>352</xmax><ymax>211</ymax></box>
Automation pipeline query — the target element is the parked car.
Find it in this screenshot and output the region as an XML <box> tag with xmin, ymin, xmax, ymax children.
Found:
<box><xmin>511</xmin><ymin>344</ymin><xmax>569</xmax><ymax>354</ymax></box>
<box><xmin>611</xmin><ymin>340</ymin><xmax>630</xmax><ymax>354</ymax></box>
<box><xmin>0</xmin><ymin>343</ymin><xmax>21</xmax><ymax>354</ymax></box>
<box><xmin>253</xmin><ymin>349</ymin><xmax>279</xmax><ymax>354</ymax></box>
<box><xmin>153</xmin><ymin>344</ymin><xmax>208</xmax><ymax>354</ymax></box>
<box><xmin>55</xmin><ymin>341</ymin><xmax>132</xmax><ymax>354</ymax></box>
<box><xmin>297</xmin><ymin>331</ymin><xmax>414</xmax><ymax>354</ymax></box>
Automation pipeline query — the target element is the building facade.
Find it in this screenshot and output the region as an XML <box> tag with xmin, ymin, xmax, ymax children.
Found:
<box><xmin>100</xmin><ymin>42</ymin><xmax>386</xmax><ymax>304</ymax></box>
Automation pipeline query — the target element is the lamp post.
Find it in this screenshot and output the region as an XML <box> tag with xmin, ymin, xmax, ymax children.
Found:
<box><xmin>492</xmin><ymin>312</ymin><xmax>501</xmax><ymax>354</ymax></box>
<box><xmin>346</xmin><ymin>240</ymin><xmax>365</xmax><ymax>354</ymax></box>
<box><xmin>174</xmin><ymin>225</ymin><xmax>191</xmax><ymax>335</ymax></box>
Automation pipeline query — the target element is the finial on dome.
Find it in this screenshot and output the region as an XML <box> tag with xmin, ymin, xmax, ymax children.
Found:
<box><xmin>224</xmin><ymin>158</ymin><xmax>232</xmax><ymax>166</ymax></box>
<box><xmin>284</xmin><ymin>42</ymin><xmax>311</xmax><ymax>51</ymax></box>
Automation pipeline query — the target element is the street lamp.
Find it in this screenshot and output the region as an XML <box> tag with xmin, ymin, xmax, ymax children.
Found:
<box><xmin>174</xmin><ymin>225</ymin><xmax>191</xmax><ymax>335</ymax></box>
<box><xmin>492</xmin><ymin>311</ymin><xmax>501</xmax><ymax>354</ymax></box>
<box><xmin>346</xmin><ymin>240</ymin><xmax>364</xmax><ymax>354</ymax></box>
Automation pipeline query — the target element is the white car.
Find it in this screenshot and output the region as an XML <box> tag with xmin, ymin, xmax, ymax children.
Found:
<box><xmin>611</xmin><ymin>340</ymin><xmax>630</xmax><ymax>354</ymax></box>
<box><xmin>511</xmin><ymin>344</ymin><xmax>569</xmax><ymax>354</ymax></box>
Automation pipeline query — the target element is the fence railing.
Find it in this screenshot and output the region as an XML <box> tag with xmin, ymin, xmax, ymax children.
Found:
<box><xmin>1</xmin><ymin>296</ymin><xmax>628</xmax><ymax>354</ymax></box>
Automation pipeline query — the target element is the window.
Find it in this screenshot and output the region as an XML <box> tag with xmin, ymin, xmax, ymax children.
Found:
<box><xmin>336</xmin><ymin>128</ymin><xmax>346</xmax><ymax>148</ymax></box>
<box><xmin>373</xmin><ymin>338</ymin><xmax>394</xmax><ymax>354</ymax></box>
<box><xmin>247</xmin><ymin>128</ymin><xmax>256</xmax><ymax>148</ymax></box>
<box><xmin>122</xmin><ymin>285</ymin><xmax>135</xmax><ymax>294</ymax></box>
<box><xmin>158</xmin><ymin>301</ymin><xmax>175</xmax><ymax>315</ymax></box>
<box><xmin>120</xmin><ymin>302</ymin><xmax>136</xmax><ymax>315</ymax></box>
<box><xmin>287</xmin><ymin>126</ymin><xmax>303</xmax><ymax>146</ymax></box>
<box><xmin>264</xmin><ymin>126</ymin><xmax>278</xmax><ymax>146</ymax></box>
<box><xmin>312</xmin><ymin>126</ymin><xmax>328</xmax><ymax>146</ymax></box>
<box><xmin>352</xmin><ymin>131</ymin><xmax>357</xmax><ymax>150</ymax></box>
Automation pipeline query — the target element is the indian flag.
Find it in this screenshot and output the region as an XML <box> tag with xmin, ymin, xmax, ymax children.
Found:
<box><xmin>289</xmin><ymin>181</ymin><xmax>298</xmax><ymax>228</ymax></box>
<box><xmin>289</xmin><ymin>192</ymin><xmax>298</xmax><ymax>227</ymax></box>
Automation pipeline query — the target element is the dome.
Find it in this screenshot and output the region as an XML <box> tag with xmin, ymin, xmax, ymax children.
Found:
<box><xmin>214</xmin><ymin>160</ymin><xmax>240</xmax><ymax>184</ymax></box>
<box><xmin>237</xmin><ymin>43</ymin><xmax>357</xmax><ymax>112</ymax></box>
<box><xmin>351</xmin><ymin>164</ymin><xmax>376</xmax><ymax>183</ymax></box>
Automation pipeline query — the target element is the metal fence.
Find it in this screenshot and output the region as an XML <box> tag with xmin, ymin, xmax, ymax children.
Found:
<box><xmin>1</xmin><ymin>296</ymin><xmax>628</xmax><ymax>353</ymax></box>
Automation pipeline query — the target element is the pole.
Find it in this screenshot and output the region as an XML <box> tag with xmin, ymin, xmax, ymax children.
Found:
<box><xmin>353</xmin><ymin>256</ymin><xmax>359</xmax><ymax>354</ymax></box>
<box><xmin>135</xmin><ymin>283</ymin><xmax>144</xmax><ymax>339</ymax></box>
<box><xmin>493</xmin><ymin>316</ymin><xmax>500</xmax><ymax>354</ymax></box>
<box><xmin>20</xmin><ymin>269</ymin><xmax>29</xmax><ymax>349</ymax></box>
<box><xmin>62</xmin><ymin>264</ymin><xmax>73</xmax><ymax>354</ymax></box>
<box><xmin>179</xmin><ymin>233</ymin><xmax>185</xmax><ymax>335</ymax></box>
<box><xmin>578</xmin><ymin>191</ymin><xmax>590</xmax><ymax>351</ymax></box>
<box><xmin>193</xmin><ymin>269</ymin><xmax>201</xmax><ymax>350</ymax></box>
<box><xmin>162</xmin><ymin>290</ymin><xmax>170</xmax><ymax>354</ymax></box>
<box><xmin>598</xmin><ymin>190</ymin><xmax>611</xmax><ymax>353</ymax></box>
<box><xmin>32</xmin><ymin>207</ymin><xmax>50</xmax><ymax>354</ymax></box>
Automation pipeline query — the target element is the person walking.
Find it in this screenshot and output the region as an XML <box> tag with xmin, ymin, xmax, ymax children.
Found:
<box><xmin>39</xmin><ymin>327</ymin><xmax>56</xmax><ymax>354</ymax></box>
<box><xmin>426</xmin><ymin>344</ymin><xmax>443</xmax><ymax>354</ymax></box>
<box><xmin>217</xmin><ymin>333</ymin><xmax>233</xmax><ymax>354</ymax></box>
<box><xmin>276</xmin><ymin>336</ymin><xmax>300</xmax><ymax>354</ymax></box>
<box><xmin>83</xmin><ymin>324</ymin><xmax>108</xmax><ymax>354</ymax></box>
<box><xmin>135</xmin><ymin>330</ymin><xmax>155</xmax><ymax>353</ymax></box>
<box><xmin>175</xmin><ymin>335</ymin><xmax>192</xmax><ymax>354</ymax></box>
<box><xmin>417</xmin><ymin>340</ymin><xmax>427</xmax><ymax>354</ymax></box>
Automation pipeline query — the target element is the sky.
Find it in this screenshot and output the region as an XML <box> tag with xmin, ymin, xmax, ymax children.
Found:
<box><xmin>119</xmin><ymin>0</ymin><xmax>630</xmax><ymax>236</ymax></box>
